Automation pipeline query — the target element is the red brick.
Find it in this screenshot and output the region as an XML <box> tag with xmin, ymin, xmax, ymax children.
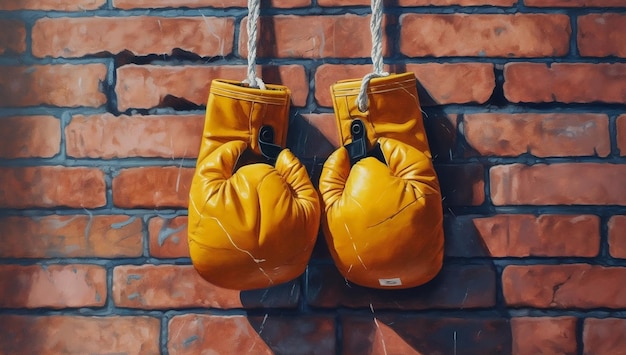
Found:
<box><xmin>464</xmin><ymin>113</ymin><xmax>610</xmax><ymax>157</ymax></box>
<box><xmin>307</xmin><ymin>264</ymin><xmax>496</xmax><ymax>309</ymax></box>
<box><xmin>113</xmin><ymin>0</ymin><xmax>244</xmax><ymax>7</ymax></box>
<box><xmin>342</xmin><ymin>315</ymin><xmax>511</xmax><ymax>355</ymax></box>
<box><xmin>113</xmin><ymin>264</ymin><xmax>300</xmax><ymax>309</ymax></box>
<box><xmin>0</xmin><ymin>116</ymin><xmax>61</xmax><ymax>158</ymax></box>
<box><xmin>578</xmin><ymin>14</ymin><xmax>626</xmax><ymax>58</ymax></box>
<box><xmin>0</xmin><ymin>315</ymin><xmax>159</xmax><ymax>355</ymax></box>
<box><xmin>266</xmin><ymin>0</ymin><xmax>310</xmax><ymax>6</ymax></box>
<box><xmin>438</xmin><ymin>164</ymin><xmax>485</xmax><ymax>206</ymax></box>
<box><xmin>314</xmin><ymin>65</ymin><xmax>379</xmax><ymax>107</ymax></box>
<box><xmin>314</xmin><ymin>64</ymin><xmax>494</xmax><ymax>108</ymax></box>
<box><xmin>491</xmin><ymin>163</ymin><xmax>626</xmax><ymax>206</ymax></box>
<box><xmin>112</xmin><ymin>166</ymin><xmax>193</xmax><ymax>208</ymax></box>
<box><xmin>168</xmin><ymin>314</ymin><xmax>335</xmax><ymax>355</ymax></box>
<box><xmin>503</xmin><ymin>264</ymin><xmax>626</xmax><ymax>308</ymax></box>
<box><xmin>407</xmin><ymin>63</ymin><xmax>495</xmax><ymax>105</ymax></box>
<box><xmin>472</xmin><ymin>214</ymin><xmax>600</xmax><ymax>257</ymax></box>
<box><xmin>241</xmin><ymin>15</ymin><xmax>387</xmax><ymax>59</ymax></box>
<box><xmin>400</xmin><ymin>14</ymin><xmax>570</xmax><ymax>57</ymax></box>
<box><xmin>618</xmin><ymin>114</ymin><xmax>626</xmax><ymax>156</ymax></box>
<box><xmin>113</xmin><ymin>0</ymin><xmax>310</xmax><ymax>9</ymax></box>
<box><xmin>504</xmin><ymin>63</ymin><xmax>626</xmax><ymax>103</ymax></box>
<box><xmin>0</xmin><ymin>264</ymin><xmax>106</xmax><ymax>308</ymax></box>
<box><xmin>0</xmin><ymin>166</ymin><xmax>106</xmax><ymax>209</ymax></box>
<box><xmin>0</xmin><ymin>0</ymin><xmax>105</xmax><ymax>10</ymax></box>
<box><xmin>0</xmin><ymin>64</ymin><xmax>107</xmax><ymax>108</ymax></box>
<box><xmin>525</xmin><ymin>0</ymin><xmax>625</xmax><ymax>6</ymax></box>
<box><xmin>66</xmin><ymin>114</ymin><xmax>203</xmax><ymax>159</ymax></box>
<box><xmin>608</xmin><ymin>215</ymin><xmax>626</xmax><ymax>259</ymax></box>
<box><xmin>116</xmin><ymin>64</ymin><xmax>307</xmax><ymax>111</ymax></box>
<box><xmin>148</xmin><ymin>216</ymin><xmax>190</xmax><ymax>258</ymax></box>
<box><xmin>0</xmin><ymin>19</ymin><xmax>26</xmax><ymax>54</ymax></box>
<box><xmin>511</xmin><ymin>317</ymin><xmax>577</xmax><ymax>355</ymax></box>
<box><xmin>0</xmin><ymin>215</ymin><xmax>143</xmax><ymax>258</ymax></box>
<box><xmin>583</xmin><ymin>318</ymin><xmax>626</xmax><ymax>355</ymax></box>
<box><xmin>321</xmin><ymin>0</ymin><xmax>516</xmax><ymax>4</ymax></box>
<box><xmin>33</xmin><ymin>17</ymin><xmax>234</xmax><ymax>58</ymax></box>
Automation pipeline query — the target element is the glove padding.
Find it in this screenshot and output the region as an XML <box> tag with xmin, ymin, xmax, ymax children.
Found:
<box><xmin>320</xmin><ymin>137</ymin><xmax>444</xmax><ymax>289</ymax></box>
<box><xmin>189</xmin><ymin>140</ymin><xmax>320</xmax><ymax>290</ymax></box>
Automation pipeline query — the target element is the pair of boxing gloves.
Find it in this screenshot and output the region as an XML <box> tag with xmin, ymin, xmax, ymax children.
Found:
<box><xmin>188</xmin><ymin>72</ymin><xmax>444</xmax><ymax>290</ymax></box>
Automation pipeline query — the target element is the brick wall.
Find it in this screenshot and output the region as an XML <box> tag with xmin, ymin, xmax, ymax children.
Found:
<box><xmin>0</xmin><ymin>0</ymin><xmax>625</xmax><ymax>353</ymax></box>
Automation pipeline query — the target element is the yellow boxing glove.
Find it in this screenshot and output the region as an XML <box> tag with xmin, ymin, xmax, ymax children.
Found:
<box><xmin>320</xmin><ymin>72</ymin><xmax>444</xmax><ymax>289</ymax></box>
<box><xmin>320</xmin><ymin>136</ymin><xmax>443</xmax><ymax>289</ymax></box>
<box><xmin>188</xmin><ymin>80</ymin><xmax>320</xmax><ymax>290</ymax></box>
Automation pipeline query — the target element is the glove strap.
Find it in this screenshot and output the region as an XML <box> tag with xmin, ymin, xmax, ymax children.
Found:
<box><xmin>345</xmin><ymin>120</ymin><xmax>385</xmax><ymax>166</ymax></box>
<box><xmin>258</xmin><ymin>125</ymin><xmax>283</xmax><ymax>164</ymax></box>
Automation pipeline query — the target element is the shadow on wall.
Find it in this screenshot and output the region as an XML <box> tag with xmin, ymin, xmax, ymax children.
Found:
<box><xmin>166</xmin><ymin>81</ymin><xmax>510</xmax><ymax>354</ymax></box>
<box><xmin>229</xmin><ymin>3</ymin><xmax>510</xmax><ymax>344</ymax></box>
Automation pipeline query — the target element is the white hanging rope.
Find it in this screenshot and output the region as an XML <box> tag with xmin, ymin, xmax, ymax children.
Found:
<box><xmin>356</xmin><ymin>0</ymin><xmax>389</xmax><ymax>112</ymax></box>
<box><xmin>242</xmin><ymin>0</ymin><xmax>266</xmax><ymax>89</ymax></box>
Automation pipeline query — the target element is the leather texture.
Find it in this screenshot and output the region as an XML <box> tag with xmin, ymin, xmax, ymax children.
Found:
<box><xmin>320</xmin><ymin>72</ymin><xmax>444</xmax><ymax>289</ymax></box>
<box><xmin>188</xmin><ymin>79</ymin><xmax>320</xmax><ymax>290</ymax></box>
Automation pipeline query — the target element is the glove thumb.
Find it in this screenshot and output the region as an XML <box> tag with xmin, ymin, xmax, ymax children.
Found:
<box><xmin>197</xmin><ymin>140</ymin><xmax>248</xmax><ymax>185</ymax></box>
<box><xmin>318</xmin><ymin>146</ymin><xmax>351</xmax><ymax>210</ymax></box>
<box><xmin>274</xmin><ymin>149</ymin><xmax>320</xmax><ymax>206</ymax></box>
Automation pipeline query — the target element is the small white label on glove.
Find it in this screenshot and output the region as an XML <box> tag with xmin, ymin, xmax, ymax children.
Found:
<box><xmin>378</xmin><ymin>278</ymin><xmax>402</xmax><ymax>287</ymax></box>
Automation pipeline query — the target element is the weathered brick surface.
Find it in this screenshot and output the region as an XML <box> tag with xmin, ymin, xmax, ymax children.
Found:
<box><xmin>0</xmin><ymin>19</ymin><xmax>26</xmax><ymax>55</ymax></box>
<box><xmin>0</xmin><ymin>215</ymin><xmax>143</xmax><ymax>258</ymax></box>
<box><xmin>503</xmin><ymin>264</ymin><xmax>626</xmax><ymax>308</ymax></box>
<box><xmin>308</xmin><ymin>264</ymin><xmax>496</xmax><ymax>309</ymax></box>
<box><xmin>33</xmin><ymin>17</ymin><xmax>235</xmax><ymax>58</ymax></box>
<box><xmin>0</xmin><ymin>0</ymin><xmax>105</xmax><ymax>10</ymax></box>
<box><xmin>400</xmin><ymin>14</ymin><xmax>570</xmax><ymax>57</ymax></box>
<box><xmin>0</xmin><ymin>166</ymin><xmax>106</xmax><ymax>209</ymax></box>
<box><xmin>608</xmin><ymin>215</ymin><xmax>626</xmax><ymax>259</ymax></box>
<box><xmin>406</xmin><ymin>63</ymin><xmax>495</xmax><ymax>105</ymax></box>
<box><xmin>471</xmin><ymin>214</ymin><xmax>600</xmax><ymax>257</ymax></box>
<box><xmin>525</xmin><ymin>0</ymin><xmax>626</xmax><ymax>6</ymax></box>
<box><xmin>2</xmin><ymin>0</ymin><xmax>626</xmax><ymax>351</ymax></box>
<box><xmin>0</xmin><ymin>64</ymin><xmax>107</xmax><ymax>107</ymax></box>
<box><xmin>0</xmin><ymin>315</ymin><xmax>159</xmax><ymax>355</ymax></box>
<box><xmin>168</xmin><ymin>314</ymin><xmax>335</xmax><ymax>355</ymax></box>
<box><xmin>116</xmin><ymin>64</ymin><xmax>307</xmax><ymax>110</ymax></box>
<box><xmin>491</xmin><ymin>163</ymin><xmax>626</xmax><ymax>206</ymax></box>
<box><xmin>583</xmin><ymin>318</ymin><xmax>626</xmax><ymax>355</ymax></box>
<box><xmin>241</xmin><ymin>15</ymin><xmax>386</xmax><ymax>59</ymax></box>
<box><xmin>113</xmin><ymin>0</ymin><xmax>310</xmax><ymax>9</ymax></box>
<box><xmin>66</xmin><ymin>114</ymin><xmax>203</xmax><ymax>159</ymax></box>
<box><xmin>0</xmin><ymin>264</ymin><xmax>106</xmax><ymax>308</ymax></box>
<box><xmin>113</xmin><ymin>264</ymin><xmax>300</xmax><ymax>309</ymax></box>
<box><xmin>0</xmin><ymin>116</ymin><xmax>61</xmax><ymax>158</ymax></box>
<box><xmin>578</xmin><ymin>14</ymin><xmax>626</xmax><ymax>57</ymax></box>
<box><xmin>314</xmin><ymin>64</ymin><xmax>495</xmax><ymax>107</ymax></box>
<box><xmin>511</xmin><ymin>317</ymin><xmax>577</xmax><ymax>355</ymax></box>
<box><xmin>504</xmin><ymin>63</ymin><xmax>626</xmax><ymax>103</ymax></box>
<box><xmin>617</xmin><ymin>114</ymin><xmax>626</xmax><ymax>156</ymax></box>
<box><xmin>112</xmin><ymin>166</ymin><xmax>194</xmax><ymax>208</ymax></box>
<box><xmin>321</xmin><ymin>0</ymin><xmax>516</xmax><ymax>4</ymax></box>
<box><xmin>148</xmin><ymin>216</ymin><xmax>190</xmax><ymax>258</ymax></box>
<box><xmin>342</xmin><ymin>315</ymin><xmax>511</xmax><ymax>354</ymax></box>
<box><xmin>463</xmin><ymin>113</ymin><xmax>610</xmax><ymax>157</ymax></box>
